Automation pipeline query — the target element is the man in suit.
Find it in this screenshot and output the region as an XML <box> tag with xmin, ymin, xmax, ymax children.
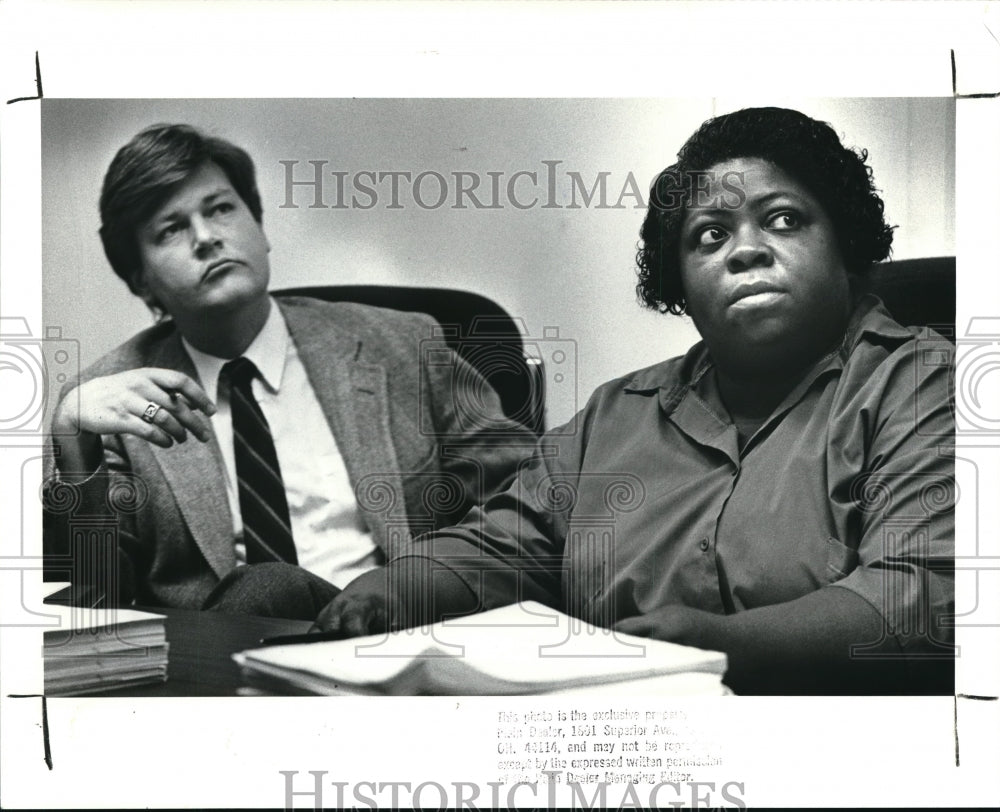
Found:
<box><xmin>44</xmin><ymin>123</ymin><xmax>534</xmax><ymax>618</ymax></box>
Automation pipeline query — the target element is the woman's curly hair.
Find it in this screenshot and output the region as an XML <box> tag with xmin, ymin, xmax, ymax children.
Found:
<box><xmin>635</xmin><ymin>107</ymin><xmax>895</xmax><ymax>315</ymax></box>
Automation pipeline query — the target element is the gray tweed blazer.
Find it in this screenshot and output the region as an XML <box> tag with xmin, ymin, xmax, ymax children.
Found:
<box><xmin>44</xmin><ymin>296</ymin><xmax>535</xmax><ymax>608</ymax></box>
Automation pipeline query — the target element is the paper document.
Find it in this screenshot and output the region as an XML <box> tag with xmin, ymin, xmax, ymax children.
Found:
<box><xmin>234</xmin><ymin>601</ymin><xmax>727</xmax><ymax>696</ymax></box>
<box><xmin>43</xmin><ymin>605</ymin><xmax>168</xmax><ymax>696</ymax></box>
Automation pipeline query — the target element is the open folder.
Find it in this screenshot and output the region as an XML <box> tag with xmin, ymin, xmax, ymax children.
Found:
<box><xmin>233</xmin><ymin>602</ymin><xmax>727</xmax><ymax>696</ymax></box>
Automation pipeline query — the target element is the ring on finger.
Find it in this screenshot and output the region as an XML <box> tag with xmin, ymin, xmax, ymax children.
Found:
<box><xmin>141</xmin><ymin>402</ymin><xmax>162</xmax><ymax>424</ymax></box>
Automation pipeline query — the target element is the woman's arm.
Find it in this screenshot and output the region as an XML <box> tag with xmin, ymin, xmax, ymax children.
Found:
<box><xmin>614</xmin><ymin>586</ymin><xmax>948</xmax><ymax>694</ymax></box>
<box><xmin>313</xmin><ymin>427</ymin><xmax>587</xmax><ymax>634</ymax></box>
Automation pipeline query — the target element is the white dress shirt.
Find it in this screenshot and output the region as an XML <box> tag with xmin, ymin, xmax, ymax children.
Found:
<box><xmin>183</xmin><ymin>299</ymin><xmax>383</xmax><ymax>588</ymax></box>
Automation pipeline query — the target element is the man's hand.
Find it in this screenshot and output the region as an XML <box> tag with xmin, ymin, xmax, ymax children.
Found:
<box><xmin>52</xmin><ymin>368</ymin><xmax>216</xmax><ymax>475</ymax></box>
<box><xmin>312</xmin><ymin>567</ymin><xmax>392</xmax><ymax>637</ymax></box>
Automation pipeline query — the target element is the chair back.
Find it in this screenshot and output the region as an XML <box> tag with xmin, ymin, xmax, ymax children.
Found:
<box><xmin>867</xmin><ymin>257</ymin><xmax>955</xmax><ymax>340</ymax></box>
<box><xmin>274</xmin><ymin>285</ymin><xmax>545</xmax><ymax>434</ymax></box>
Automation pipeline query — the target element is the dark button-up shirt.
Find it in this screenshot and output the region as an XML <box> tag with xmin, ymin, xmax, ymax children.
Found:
<box><xmin>406</xmin><ymin>297</ymin><xmax>954</xmax><ymax>655</ymax></box>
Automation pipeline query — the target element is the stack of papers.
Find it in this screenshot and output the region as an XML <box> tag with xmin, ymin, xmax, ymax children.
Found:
<box><xmin>234</xmin><ymin>602</ymin><xmax>727</xmax><ymax>696</ymax></box>
<box><xmin>44</xmin><ymin>606</ymin><xmax>168</xmax><ymax>696</ymax></box>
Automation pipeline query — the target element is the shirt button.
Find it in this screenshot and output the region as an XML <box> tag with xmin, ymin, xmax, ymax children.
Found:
<box><xmin>699</xmin><ymin>539</ymin><xmax>710</xmax><ymax>552</ymax></box>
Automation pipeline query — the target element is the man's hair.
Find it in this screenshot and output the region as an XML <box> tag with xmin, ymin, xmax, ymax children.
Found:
<box><xmin>635</xmin><ymin>107</ymin><xmax>895</xmax><ymax>315</ymax></box>
<box><xmin>99</xmin><ymin>123</ymin><xmax>263</xmax><ymax>293</ymax></box>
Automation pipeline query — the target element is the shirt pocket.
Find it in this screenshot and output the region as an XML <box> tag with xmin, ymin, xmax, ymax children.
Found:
<box><xmin>826</xmin><ymin>536</ymin><xmax>860</xmax><ymax>581</ymax></box>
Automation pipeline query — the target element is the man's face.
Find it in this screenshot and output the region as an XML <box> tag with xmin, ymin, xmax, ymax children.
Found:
<box><xmin>135</xmin><ymin>162</ymin><xmax>270</xmax><ymax>321</ymax></box>
<box><xmin>678</xmin><ymin>157</ymin><xmax>851</xmax><ymax>374</ymax></box>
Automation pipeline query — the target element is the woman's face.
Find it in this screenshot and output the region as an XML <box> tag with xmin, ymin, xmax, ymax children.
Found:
<box><xmin>678</xmin><ymin>157</ymin><xmax>852</xmax><ymax>377</ymax></box>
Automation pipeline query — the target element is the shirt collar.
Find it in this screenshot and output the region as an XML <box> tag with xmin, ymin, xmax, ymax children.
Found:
<box><xmin>839</xmin><ymin>292</ymin><xmax>915</xmax><ymax>355</ymax></box>
<box><xmin>621</xmin><ymin>294</ymin><xmax>911</xmax><ymax>414</ymax></box>
<box><xmin>183</xmin><ymin>298</ymin><xmax>289</xmax><ymax>400</ymax></box>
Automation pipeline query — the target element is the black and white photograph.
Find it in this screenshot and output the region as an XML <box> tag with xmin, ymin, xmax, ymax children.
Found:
<box><xmin>1</xmin><ymin>2</ymin><xmax>998</xmax><ymax>810</ymax></box>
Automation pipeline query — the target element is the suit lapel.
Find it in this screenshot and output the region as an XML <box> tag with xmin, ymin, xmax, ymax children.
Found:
<box><xmin>146</xmin><ymin>332</ymin><xmax>236</xmax><ymax>579</ymax></box>
<box><xmin>281</xmin><ymin>299</ymin><xmax>409</xmax><ymax>558</ymax></box>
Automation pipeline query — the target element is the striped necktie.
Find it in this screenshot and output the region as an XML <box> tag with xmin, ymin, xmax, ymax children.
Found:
<box><xmin>221</xmin><ymin>357</ymin><xmax>298</xmax><ymax>565</ymax></box>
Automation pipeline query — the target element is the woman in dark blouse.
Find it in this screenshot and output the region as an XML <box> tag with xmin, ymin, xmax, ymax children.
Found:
<box><xmin>315</xmin><ymin>107</ymin><xmax>955</xmax><ymax>695</ymax></box>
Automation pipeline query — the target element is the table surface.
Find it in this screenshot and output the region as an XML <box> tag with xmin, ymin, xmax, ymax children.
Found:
<box><xmin>99</xmin><ymin>608</ymin><xmax>313</xmax><ymax>697</ymax></box>
<box><xmin>60</xmin><ymin>607</ymin><xmax>733</xmax><ymax>698</ymax></box>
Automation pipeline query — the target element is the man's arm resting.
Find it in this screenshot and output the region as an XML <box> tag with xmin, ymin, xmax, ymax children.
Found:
<box><xmin>50</xmin><ymin>368</ymin><xmax>215</xmax><ymax>480</ymax></box>
<box><xmin>615</xmin><ymin>586</ymin><xmax>949</xmax><ymax>695</ymax></box>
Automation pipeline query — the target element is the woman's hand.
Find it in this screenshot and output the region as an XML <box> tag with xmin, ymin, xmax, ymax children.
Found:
<box><xmin>312</xmin><ymin>567</ymin><xmax>391</xmax><ymax>637</ymax></box>
<box><xmin>312</xmin><ymin>557</ymin><xmax>481</xmax><ymax>638</ymax></box>
<box><xmin>52</xmin><ymin>368</ymin><xmax>216</xmax><ymax>476</ymax></box>
<box><xmin>614</xmin><ymin>604</ymin><xmax>716</xmax><ymax>645</ymax></box>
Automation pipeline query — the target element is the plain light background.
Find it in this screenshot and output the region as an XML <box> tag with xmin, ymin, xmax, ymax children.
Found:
<box><xmin>42</xmin><ymin>97</ymin><xmax>955</xmax><ymax>429</ymax></box>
